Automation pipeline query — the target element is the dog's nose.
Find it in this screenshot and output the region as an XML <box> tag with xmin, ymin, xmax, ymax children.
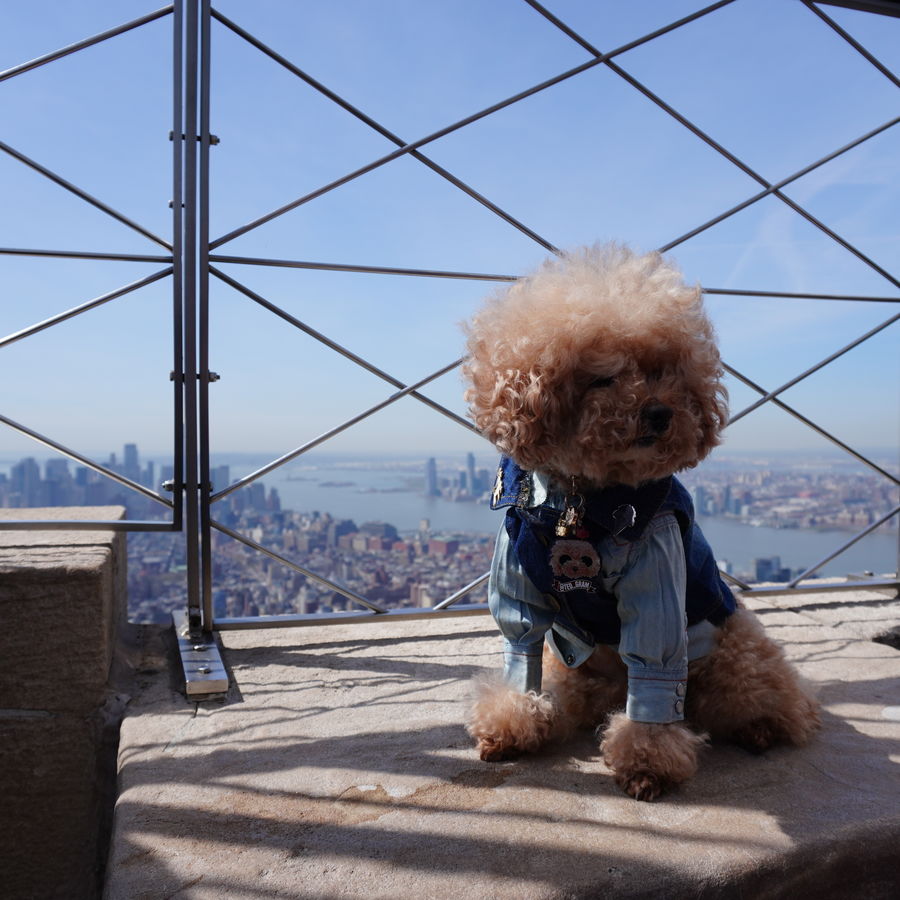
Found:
<box><xmin>641</xmin><ymin>401</ymin><xmax>673</xmax><ymax>434</ymax></box>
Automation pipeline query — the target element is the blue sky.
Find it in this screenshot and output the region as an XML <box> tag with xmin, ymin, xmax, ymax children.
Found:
<box><xmin>1</xmin><ymin>0</ymin><xmax>898</xmax><ymax>472</ymax></box>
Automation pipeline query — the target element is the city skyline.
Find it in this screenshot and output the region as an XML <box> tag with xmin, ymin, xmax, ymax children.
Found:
<box><xmin>0</xmin><ymin>0</ymin><xmax>897</xmax><ymax>462</ymax></box>
<box><xmin>2</xmin><ymin>438</ymin><xmax>895</xmax><ymax>537</ymax></box>
<box><xmin>1</xmin><ymin>438</ymin><xmax>895</xmax><ymax>624</ymax></box>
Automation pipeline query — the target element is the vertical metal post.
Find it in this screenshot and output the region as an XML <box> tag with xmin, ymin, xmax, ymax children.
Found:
<box><xmin>173</xmin><ymin>0</ymin><xmax>227</xmax><ymax>695</ymax></box>
<box><xmin>171</xmin><ymin>0</ymin><xmax>185</xmax><ymax>534</ymax></box>
<box><xmin>198</xmin><ymin>0</ymin><xmax>214</xmax><ymax>628</ymax></box>
<box><xmin>182</xmin><ymin>0</ymin><xmax>202</xmax><ymax>632</ymax></box>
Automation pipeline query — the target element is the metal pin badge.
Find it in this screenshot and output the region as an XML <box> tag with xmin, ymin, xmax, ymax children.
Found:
<box><xmin>611</xmin><ymin>504</ymin><xmax>636</xmax><ymax>535</ymax></box>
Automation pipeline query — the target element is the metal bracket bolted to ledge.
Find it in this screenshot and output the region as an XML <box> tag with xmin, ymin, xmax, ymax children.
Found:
<box><xmin>172</xmin><ymin>610</ymin><xmax>229</xmax><ymax>697</ymax></box>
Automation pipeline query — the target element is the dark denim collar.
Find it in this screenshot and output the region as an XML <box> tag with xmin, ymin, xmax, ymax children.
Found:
<box><xmin>490</xmin><ymin>456</ymin><xmax>676</xmax><ymax>542</ymax></box>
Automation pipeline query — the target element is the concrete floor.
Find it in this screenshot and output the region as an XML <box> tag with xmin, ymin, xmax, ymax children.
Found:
<box><xmin>105</xmin><ymin>584</ymin><xmax>900</xmax><ymax>899</ymax></box>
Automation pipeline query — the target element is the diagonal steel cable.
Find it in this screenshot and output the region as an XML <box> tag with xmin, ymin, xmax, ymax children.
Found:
<box><xmin>208</xmin><ymin>253</ymin><xmax>517</xmax><ymax>283</ymax></box>
<box><xmin>0</xmin><ymin>5</ymin><xmax>174</xmax><ymax>83</ymax></box>
<box><xmin>209</xmin><ymin>7</ymin><xmax>557</xmax><ymax>253</ymax></box>
<box><xmin>0</xmin><ymin>411</ymin><xmax>174</xmax><ymax>509</ymax></box>
<box><xmin>212</xmin><ymin>517</ymin><xmax>491</xmax><ymax>616</ymax></box>
<box><xmin>0</xmin><ymin>267</ymin><xmax>173</xmax><ymax>348</ymax></box>
<box><xmin>205</xmin><ymin>99</ymin><xmax>899</xmax><ymax>286</ymax></box>
<box><xmin>787</xmin><ymin>503</ymin><xmax>900</xmax><ymax>586</ymax></box>
<box><xmin>209</xmin><ymin>0</ymin><xmax>737</xmax><ymax>250</ymax></box>
<box><xmin>210</xmin><ymin>517</ymin><xmax>389</xmax><ymax>613</ymax></box>
<box><xmin>211</xmin><ymin>356</ymin><xmax>467</xmax><ymax>503</ymax></box>
<box><xmin>523</xmin><ymin>0</ymin><xmax>900</xmax><ymax>292</ymax></box>
<box><xmin>722</xmin><ymin>362</ymin><xmax>900</xmax><ymax>486</ymax></box>
<box><xmin>209</xmin><ymin>265</ymin><xmax>477</xmax><ymax>433</ymax></box>
<box><xmin>0</xmin><ymin>140</ymin><xmax>173</xmax><ymax>251</ymax></box>
<box><xmin>660</xmin><ymin>114</ymin><xmax>900</xmax><ymax>253</ymax></box>
<box><xmin>433</xmin><ymin>572</ymin><xmax>490</xmax><ymax>610</ymax></box>
<box><xmin>728</xmin><ymin>311</ymin><xmax>900</xmax><ymax>424</ymax></box>
<box><xmin>524</xmin><ymin>0</ymin><xmax>900</xmax><ymax>547</ymax></box>
<box><xmin>720</xmin><ymin>569</ymin><xmax>752</xmax><ymax>591</ymax></box>
<box><xmin>804</xmin><ymin>0</ymin><xmax>900</xmax><ymax>89</ymax></box>
<box><xmin>703</xmin><ymin>287</ymin><xmax>900</xmax><ymax>303</ymax></box>
<box><xmin>0</xmin><ymin>247</ymin><xmax>173</xmax><ymax>263</ymax></box>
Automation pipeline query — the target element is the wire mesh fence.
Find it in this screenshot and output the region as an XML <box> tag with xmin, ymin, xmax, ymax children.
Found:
<box><xmin>1</xmin><ymin>1</ymin><xmax>897</xmax><ymax>634</ymax></box>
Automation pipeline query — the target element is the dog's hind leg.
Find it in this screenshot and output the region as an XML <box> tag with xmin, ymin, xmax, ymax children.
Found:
<box><xmin>686</xmin><ymin>608</ymin><xmax>820</xmax><ymax>753</ymax></box>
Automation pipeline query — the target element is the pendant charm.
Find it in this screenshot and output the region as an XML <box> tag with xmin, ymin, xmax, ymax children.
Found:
<box><xmin>556</xmin><ymin>479</ymin><xmax>584</xmax><ymax>537</ymax></box>
<box><xmin>491</xmin><ymin>468</ymin><xmax>504</xmax><ymax>506</ymax></box>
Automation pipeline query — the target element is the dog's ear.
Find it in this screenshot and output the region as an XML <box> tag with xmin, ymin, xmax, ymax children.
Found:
<box><xmin>697</xmin><ymin>379</ymin><xmax>730</xmax><ymax>455</ymax></box>
<box><xmin>464</xmin><ymin>361</ymin><xmax>561</xmax><ymax>466</ymax></box>
<box><xmin>672</xmin><ymin>288</ymin><xmax>730</xmax><ymax>457</ymax></box>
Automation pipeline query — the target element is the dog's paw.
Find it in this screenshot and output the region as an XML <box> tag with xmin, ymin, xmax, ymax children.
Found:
<box><xmin>616</xmin><ymin>769</ymin><xmax>667</xmax><ymax>802</ymax></box>
<box><xmin>466</xmin><ymin>678</ymin><xmax>556</xmax><ymax>761</ymax></box>
<box><xmin>732</xmin><ymin>718</ymin><xmax>779</xmax><ymax>754</ymax></box>
<box><xmin>600</xmin><ymin>713</ymin><xmax>706</xmax><ymax>800</ymax></box>
<box><xmin>476</xmin><ymin>736</ymin><xmax>521</xmax><ymax>762</ymax></box>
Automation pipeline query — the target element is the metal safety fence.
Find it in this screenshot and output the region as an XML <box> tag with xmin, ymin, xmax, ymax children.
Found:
<box><xmin>1</xmin><ymin>1</ymin><xmax>898</xmax><ymax>694</ymax></box>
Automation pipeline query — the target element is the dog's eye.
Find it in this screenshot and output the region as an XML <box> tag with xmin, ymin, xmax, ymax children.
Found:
<box><xmin>589</xmin><ymin>376</ymin><xmax>615</xmax><ymax>389</ymax></box>
<box><xmin>560</xmin><ymin>555</ymin><xmax>572</xmax><ymax>565</ymax></box>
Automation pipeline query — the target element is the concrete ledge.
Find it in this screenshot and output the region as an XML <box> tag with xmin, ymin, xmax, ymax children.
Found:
<box><xmin>105</xmin><ymin>587</ymin><xmax>900</xmax><ymax>899</ymax></box>
<box><xmin>0</xmin><ymin>507</ymin><xmax>127</xmax><ymax>711</ymax></box>
<box><xmin>0</xmin><ymin>507</ymin><xmax>126</xmax><ymax>900</ymax></box>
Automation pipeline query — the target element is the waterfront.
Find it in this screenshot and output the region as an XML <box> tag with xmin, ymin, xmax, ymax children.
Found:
<box><xmin>260</xmin><ymin>455</ymin><xmax>898</xmax><ymax>579</ymax></box>
<box><xmin>2</xmin><ymin>446</ymin><xmax>897</xmax><ymax>624</ymax></box>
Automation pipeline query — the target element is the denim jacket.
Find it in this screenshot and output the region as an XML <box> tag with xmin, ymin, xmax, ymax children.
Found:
<box><xmin>488</xmin><ymin>457</ymin><xmax>735</xmax><ymax>723</ymax></box>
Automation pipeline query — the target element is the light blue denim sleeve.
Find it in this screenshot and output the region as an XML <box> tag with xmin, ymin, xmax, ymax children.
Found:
<box><xmin>614</xmin><ymin>512</ymin><xmax>689</xmax><ymax>723</ymax></box>
<box><xmin>488</xmin><ymin>522</ymin><xmax>556</xmax><ymax>695</ymax></box>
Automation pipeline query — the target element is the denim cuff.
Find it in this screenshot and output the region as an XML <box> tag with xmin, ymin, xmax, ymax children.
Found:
<box><xmin>503</xmin><ymin>639</ymin><xmax>544</xmax><ymax>694</ymax></box>
<box><xmin>625</xmin><ymin>665</ymin><xmax>689</xmax><ymax>723</ymax></box>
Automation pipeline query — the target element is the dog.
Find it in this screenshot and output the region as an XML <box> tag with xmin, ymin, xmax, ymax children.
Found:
<box><xmin>463</xmin><ymin>243</ymin><xmax>819</xmax><ymax>801</ymax></box>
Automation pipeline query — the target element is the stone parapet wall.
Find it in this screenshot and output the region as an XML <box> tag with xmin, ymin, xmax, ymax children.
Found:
<box><xmin>0</xmin><ymin>508</ymin><xmax>127</xmax><ymax>900</ymax></box>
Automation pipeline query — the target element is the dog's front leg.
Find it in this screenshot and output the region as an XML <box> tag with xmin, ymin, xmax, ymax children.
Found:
<box><xmin>467</xmin><ymin>677</ymin><xmax>556</xmax><ymax>761</ymax></box>
<box><xmin>600</xmin><ymin>712</ymin><xmax>707</xmax><ymax>801</ymax></box>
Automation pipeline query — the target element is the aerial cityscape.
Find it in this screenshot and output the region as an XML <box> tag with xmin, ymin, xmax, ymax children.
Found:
<box><xmin>0</xmin><ymin>443</ymin><xmax>896</xmax><ymax>624</ymax></box>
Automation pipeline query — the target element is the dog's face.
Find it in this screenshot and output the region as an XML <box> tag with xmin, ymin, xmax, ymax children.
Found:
<box><xmin>463</xmin><ymin>244</ymin><xmax>728</xmax><ymax>487</ymax></box>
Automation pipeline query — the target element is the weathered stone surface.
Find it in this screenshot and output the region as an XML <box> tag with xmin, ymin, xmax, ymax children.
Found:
<box><xmin>0</xmin><ymin>506</ymin><xmax>129</xmax><ymax>547</ymax></box>
<box><xmin>1</xmin><ymin>711</ymin><xmax>105</xmax><ymax>899</ymax></box>
<box><xmin>0</xmin><ymin>508</ymin><xmax>127</xmax><ymax>900</ymax></box>
<box><xmin>0</xmin><ymin>507</ymin><xmax>126</xmax><ymax>712</ymax></box>
<box><xmin>105</xmin><ymin>587</ymin><xmax>900</xmax><ymax>900</ymax></box>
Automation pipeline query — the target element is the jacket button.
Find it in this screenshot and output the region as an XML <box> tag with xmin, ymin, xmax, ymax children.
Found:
<box><xmin>676</xmin><ymin>682</ymin><xmax>686</xmax><ymax>697</ymax></box>
<box><xmin>566</xmin><ymin>654</ymin><xmax>575</xmax><ymax>665</ymax></box>
<box><xmin>674</xmin><ymin>699</ymin><xmax>684</xmax><ymax>715</ymax></box>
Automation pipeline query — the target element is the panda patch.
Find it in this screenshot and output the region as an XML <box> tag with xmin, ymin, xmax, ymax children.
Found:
<box><xmin>549</xmin><ymin>539</ymin><xmax>601</xmax><ymax>593</ymax></box>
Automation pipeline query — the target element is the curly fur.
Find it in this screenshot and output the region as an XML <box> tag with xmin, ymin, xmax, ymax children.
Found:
<box><xmin>686</xmin><ymin>609</ymin><xmax>820</xmax><ymax>751</ymax></box>
<box><xmin>542</xmin><ymin>643</ymin><xmax>627</xmax><ymax>737</ymax></box>
<box><xmin>467</xmin><ymin>675</ymin><xmax>557</xmax><ymax>761</ymax></box>
<box><xmin>600</xmin><ymin>714</ymin><xmax>708</xmax><ymax>801</ymax></box>
<box><xmin>463</xmin><ymin>243</ymin><xmax>728</xmax><ymax>487</ymax></box>
<box><xmin>463</xmin><ymin>243</ymin><xmax>819</xmax><ymax>798</ymax></box>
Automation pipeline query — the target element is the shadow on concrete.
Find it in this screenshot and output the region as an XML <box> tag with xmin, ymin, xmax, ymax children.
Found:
<box><xmin>105</xmin><ymin>609</ymin><xmax>900</xmax><ymax>899</ymax></box>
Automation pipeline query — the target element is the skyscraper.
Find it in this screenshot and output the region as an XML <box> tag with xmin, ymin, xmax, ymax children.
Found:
<box><xmin>466</xmin><ymin>452</ymin><xmax>477</xmax><ymax>495</ymax></box>
<box><xmin>10</xmin><ymin>458</ymin><xmax>41</xmax><ymax>506</ymax></box>
<box><xmin>123</xmin><ymin>443</ymin><xmax>140</xmax><ymax>482</ymax></box>
<box><xmin>211</xmin><ymin>464</ymin><xmax>231</xmax><ymax>493</ymax></box>
<box><xmin>425</xmin><ymin>457</ymin><xmax>439</xmax><ymax>496</ymax></box>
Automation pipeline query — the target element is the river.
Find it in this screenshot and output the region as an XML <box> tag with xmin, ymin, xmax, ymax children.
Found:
<box><xmin>253</xmin><ymin>457</ymin><xmax>897</xmax><ymax>580</ymax></box>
